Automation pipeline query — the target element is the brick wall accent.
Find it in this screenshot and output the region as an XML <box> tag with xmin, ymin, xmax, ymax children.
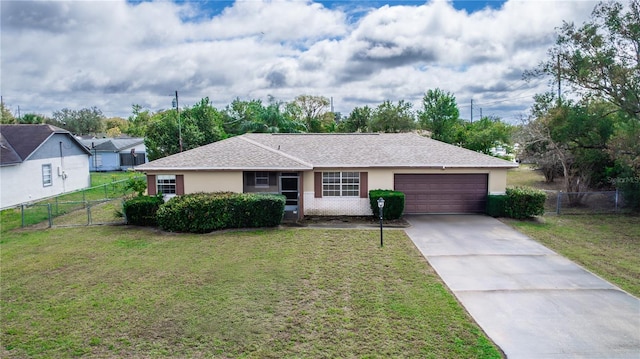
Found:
<box><xmin>303</xmin><ymin>192</ymin><xmax>373</xmax><ymax>216</ymax></box>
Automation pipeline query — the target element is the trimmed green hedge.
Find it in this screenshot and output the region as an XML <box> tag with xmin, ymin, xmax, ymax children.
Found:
<box><xmin>156</xmin><ymin>192</ymin><xmax>285</xmax><ymax>233</ymax></box>
<box><xmin>123</xmin><ymin>195</ymin><xmax>164</xmax><ymax>226</ymax></box>
<box><xmin>369</xmin><ymin>189</ymin><xmax>405</xmax><ymax>220</ymax></box>
<box><xmin>504</xmin><ymin>187</ymin><xmax>546</xmax><ymax>219</ymax></box>
<box><xmin>486</xmin><ymin>194</ymin><xmax>508</xmax><ymax>218</ymax></box>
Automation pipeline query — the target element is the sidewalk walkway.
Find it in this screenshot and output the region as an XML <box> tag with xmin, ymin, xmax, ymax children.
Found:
<box><xmin>404</xmin><ymin>214</ymin><xmax>640</xmax><ymax>359</ymax></box>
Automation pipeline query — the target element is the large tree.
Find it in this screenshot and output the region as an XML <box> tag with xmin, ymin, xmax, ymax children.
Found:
<box><xmin>529</xmin><ymin>0</ymin><xmax>639</xmax><ymax>119</ymax></box>
<box><xmin>291</xmin><ymin>95</ymin><xmax>333</xmax><ymax>132</ymax></box>
<box><xmin>521</xmin><ymin>94</ymin><xmax>618</xmax><ymax>201</ymax></box>
<box><xmin>417</xmin><ymin>89</ymin><xmax>461</xmax><ymax>143</ymax></box>
<box><xmin>369</xmin><ymin>100</ymin><xmax>415</xmax><ymax>133</ymax></box>
<box><xmin>1</xmin><ymin>103</ymin><xmax>16</xmax><ymax>124</ymax></box>
<box><xmin>337</xmin><ymin>106</ymin><xmax>372</xmax><ymax>133</ymax></box>
<box><xmin>459</xmin><ymin>116</ymin><xmax>514</xmax><ymax>155</ymax></box>
<box><xmin>145</xmin><ymin>97</ymin><xmax>225</xmax><ymax>160</ymax></box>
<box><xmin>51</xmin><ymin>107</ymin><xmax>105</xmax><ymax>135</ymax></box>
<box><xmin>127</xmin><ymin>105</ymin><xmax>152</xmax><ymax>137</ymax></box>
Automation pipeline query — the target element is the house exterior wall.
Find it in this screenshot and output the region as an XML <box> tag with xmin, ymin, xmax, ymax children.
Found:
<box><xmin>302</xmin><ymin>167</ymin><xmax>510</xmax><ymax>216</ymax></box>
<box><xmin>168</xmin><ymin>171</ymin><xmax>243</xmax><ymax>194</ymax></box>
<box><xmin>143</xmin><ymin>167</ymin><xmax>509</xmax><ymax>216</ymax></box>
<box><xmin>302</xmin><ymin>169</ymin><xmax>372</xmax><ymax>216</ymax></box>
<box><xmin>89</xmin><ymin>152</ymin><xmax>120</xmax><ymax>172</ymax></box>
<box><xmin>0</xmin><ymin>154</ymin><xmax>90</xmax><ymax>209</ymax></box>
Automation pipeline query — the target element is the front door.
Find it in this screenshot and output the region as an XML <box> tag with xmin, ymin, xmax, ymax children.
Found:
<box><xmin>280</xmin><ymin>173</ymin><xmax>299</xmax><ymax>220</ymax></box>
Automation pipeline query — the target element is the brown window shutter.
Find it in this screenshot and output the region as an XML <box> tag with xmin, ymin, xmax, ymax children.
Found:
<box><xmin>314</xmin><ymin>172</ymin><xmax>322</xmax><ymax>198</ymax></box>
<box><xmin>360</xmin><ymin>172</ymin><xmax>368</xmax><ymax>198</ymax></box>
<box><xmin>176</xmin><ymin>175</ymin><xmax>185</xmax><ymax>195</ymax></box>
<box><xmin>147</xmin><ymin>175</ymin><xmax>156</xmax><ymax>195</ymax></box>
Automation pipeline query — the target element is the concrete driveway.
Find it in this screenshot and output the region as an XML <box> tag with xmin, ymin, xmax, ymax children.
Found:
<box><xmin>404</xmin><ymin>214</ymin><xmax>640</xmax><ymax>359</ymax></box>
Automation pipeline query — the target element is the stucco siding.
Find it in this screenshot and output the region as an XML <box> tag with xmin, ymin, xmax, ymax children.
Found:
<box><xmin>1</xmin><ymin>155</ymin><xmax>90</xmax><ymax>209</ymax></box>
<box><xmin>183</xmin><ymin>171</ymin><xmax>243</xmax><ymax>194</ymax></box>
<box><xmin>30</xmin><ymin>134</ymin><xmax>88</xmax><ymax>160</ymax></box>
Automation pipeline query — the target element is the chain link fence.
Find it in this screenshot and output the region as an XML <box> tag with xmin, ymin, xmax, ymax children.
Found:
<box><xmin>543</xmin><ymin>190</ymin><xmax>627</xmax><ymax>215</ymax></box>
<box><xmin>11</xmin><ymin>177</ymin><xmax>143</xmax><ymax>229</ymax></box>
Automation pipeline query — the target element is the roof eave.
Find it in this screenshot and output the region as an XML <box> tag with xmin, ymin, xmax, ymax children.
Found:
<box><xmin>135</xmin><ymin>166</ymin><xmax>313</xmax><ymax>172</ymax></box>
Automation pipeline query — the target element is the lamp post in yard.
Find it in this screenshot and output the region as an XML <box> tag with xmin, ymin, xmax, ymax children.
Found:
<box><xmin>377</xmin><ymin>197</ymin><xmax>385</xmax><ymax>247</ymax></box>
<box><xmin>172</xmin><ymin>90</ymin><xmax>183</xmax><ymax>152</ymax></box>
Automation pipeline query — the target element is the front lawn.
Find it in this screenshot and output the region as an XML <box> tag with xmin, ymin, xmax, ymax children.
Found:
<box><xmin>505</xmin><ymin>215</ymin><xmax>640</xmax><ymax>297</ymax></box>
<box><xmin>1</xmin><ymin>226</ymin><xmax>501</xmax><ymax>358</ymax></box>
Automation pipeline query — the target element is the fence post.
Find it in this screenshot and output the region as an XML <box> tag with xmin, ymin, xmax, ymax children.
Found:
<box><xmin>556</xmin><ymin>191</ymin><xmax>562</xmax><ymax>215</ymax></box>
<box><xmin>21</xmin><ymin>204</ymin><xmax>25</xmax><ymax>228</ymax></box>
<box><xmin>87</xmin><ymin>203</ymin><xmax>92</xmax><ymax>225</ymax></box>
<box><xmin>615</xmin><ymin>188</ymin><xmax>619</xmax><ymax>212</ymax></box>
<box><xmin>83</xmin><ymin>190</ymin><xmax>86</xmax><ymax>206</ymax></box>
<box><xmin>104</xmin><ymin>183</ymin><xmax>108</xmax><ymax>200</ymax></box>
<box><xmin>47</xmin><ymin>203</ymin><xmax>53</xmax><ymax>228</ymax></box>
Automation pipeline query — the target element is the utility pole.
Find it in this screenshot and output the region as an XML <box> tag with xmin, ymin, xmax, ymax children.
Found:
<box><xmin>557</xmin><ymin>54</ymin><xmax>562</xmax><ymax>106</ymax></box>
<box><xmin>470</xmin><ymin>99</ymin><xmax>473</xmax><ymax>123</ymax></box>
<box><xmin>172</xmin><ymin>91</ymin><xmax>183</xmax><ymax>152</ymax></box>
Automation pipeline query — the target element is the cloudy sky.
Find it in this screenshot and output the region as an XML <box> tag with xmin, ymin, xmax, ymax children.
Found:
<box><xmin>2</xmin><ymin>0</ymin><xmax>597</xmax><ymax>123</ymax></box>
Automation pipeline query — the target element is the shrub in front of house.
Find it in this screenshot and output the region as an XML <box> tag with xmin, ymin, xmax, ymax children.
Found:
<box><xmin>486</xmin><ymin>194</ymin><xmax>508</xmax><ymax>217</ymax></box>
<box><xmin>123</xmin><ymin>194</ymin><xmax>164</xmax><ymax>226</ymax></box>
<box><xmin>156</xmin><ymin>192</ymin><xmax>285</xmax><ymax>233</ymax></box>
<box><xmin>369</xmin><ymin>189</ymin><xmax>405</xmax><ymax>220</ymax></box>
<box><xmin>504</xmin><ymin>187</ymin><xmax>546</xmax><ymax>219</ymax></box>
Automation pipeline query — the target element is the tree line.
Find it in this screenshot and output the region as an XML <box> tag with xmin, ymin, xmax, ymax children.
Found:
<box><xmin>0</xmin><ymin>92</ymin><xmax>514</xmax><ymax>162</ymax></box>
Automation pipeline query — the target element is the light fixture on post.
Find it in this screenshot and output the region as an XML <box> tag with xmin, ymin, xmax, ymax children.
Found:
<box><xmin>377</xmin><ymin>197</ymin><xmax>385</xmax><ymax>247</ymax></box>
<box><xmin>172</xmin><ymin>90</ymin><xmax>183</xmax><ymax>152</ymax></box>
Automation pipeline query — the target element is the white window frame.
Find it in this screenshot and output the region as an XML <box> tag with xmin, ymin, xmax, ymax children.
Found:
<box><xmin>255</xmin><ymin>171</ymin><xmax>269</xmax><ymax>188</ymax></box>
<box><xmin>42</xmin><ymin>164</ymin><xmax>52</xmax><ymax>187</ymax></box>
<box><xmin>322</xmin><ymin>172</ymin><xmax>359</xmax><ymax>197</ymax></box>
<box><xmin>157</xmin><ymin>175</ymin><xmax>176</xmax><ymax>195</ymax></box>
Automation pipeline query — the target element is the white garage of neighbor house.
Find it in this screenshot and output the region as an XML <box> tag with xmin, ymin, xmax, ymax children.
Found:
<box><xmin>135</xmin><ymin>133</ymin><xmax>518</xmax><ymax>220</ymax></box>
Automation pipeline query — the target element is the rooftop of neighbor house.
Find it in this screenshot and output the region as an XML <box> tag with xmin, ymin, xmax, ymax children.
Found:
<box><xmin>79</xmin><ymin>138</ymin><xmax>145</xmax><ymax>152</ymax></box>
<box><xmin>0</xmin><ymin>124</ymin><xmax>90</xmax><ymax>166</ymax></box>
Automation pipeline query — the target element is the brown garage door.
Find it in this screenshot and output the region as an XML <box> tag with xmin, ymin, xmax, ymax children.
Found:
<box><xmin>394</xmin><ymin>174</ymin><xmax>488</xmax><ymax>213</ymax></box>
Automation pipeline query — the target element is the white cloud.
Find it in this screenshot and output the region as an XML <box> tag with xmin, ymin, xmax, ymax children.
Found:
<box><xmin>1</xmin><ymin>0</ymin><xmax>597</xmax><ymax>122</ymax></box>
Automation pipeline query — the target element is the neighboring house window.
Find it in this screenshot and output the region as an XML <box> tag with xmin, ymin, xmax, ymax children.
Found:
<box><xmin>157</xmin><ymin>175</ymin><xmax>176</xmax><ymax>194</ymax></box>
<box><xmin>42</xmin><ymin>164</ymin><xmax>52</xmax><ymax>187</ymax></box>
<box><xmin>255</xmin><ymin>172</ymin><xmax>269</xmax><ymax>187</ymax></box>
<box><xmin>323</xmin><ymin>172</ymin><xmax>359</xmax><ymax>197</ymax></box>
<box><xmin>95</xmin><ymin>154</ymin><xmax>102</xmax><ymax>167</ymax></box>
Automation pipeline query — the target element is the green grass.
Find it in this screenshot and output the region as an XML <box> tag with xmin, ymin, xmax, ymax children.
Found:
<box><xmin>90</xmin><ymin>171</ymin><xmax>134</xmax><ymax>187</ymax></box>
<box><xmin>507</xmin><ymin>164</ymin><xmax>561</xmax><ymax>190</ymax></box>
<box><xmin>0</xmin><ymin>226</ymin><xmax>502</xmax><ymax>359</ymax></box>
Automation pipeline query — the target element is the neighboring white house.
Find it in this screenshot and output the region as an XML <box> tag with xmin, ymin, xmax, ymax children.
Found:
<box><xmin>0</xmin><ymin>124</ymin><xmax>91</xmax><ymax>209</ymax></box>
<box><xmin>79</xmin><ymin>137</ymin><xmax>147</xmax><ymax>171</ymax></box>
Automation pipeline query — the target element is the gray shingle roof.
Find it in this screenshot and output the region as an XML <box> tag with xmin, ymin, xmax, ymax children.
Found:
<box><xmin>80</xmin><ymin>138</ymin><xmax>144</xmax><ymax>151</ymax></box>
<box><xmin>0</xmin><ymin>124</ymin><xmax>90</xmax><ymax>166</ymax></box>
<box><xmin>136</xmin><ymin>133</ymin><xmax>517</xmax><ymax>171</ymax></box>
